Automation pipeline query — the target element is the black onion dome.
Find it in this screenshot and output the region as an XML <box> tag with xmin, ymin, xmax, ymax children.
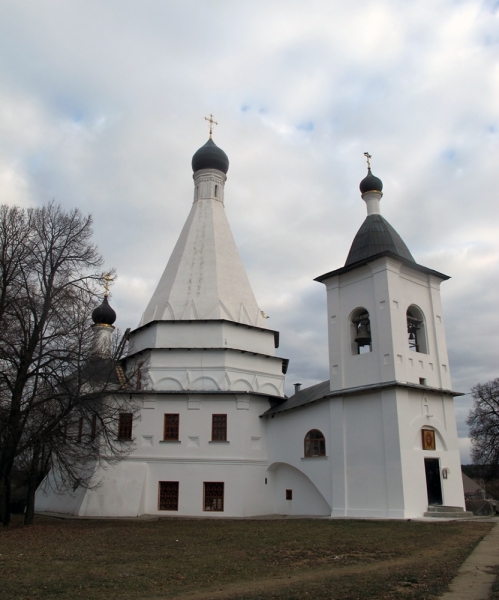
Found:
<box><xmin>359</xmin><ymin>169</ymin><xmax>383</xmax><ymax>194</ymax></box>
<box><xmin>92</xmin><ymin>296</ymin><xmax>116</xmax><ymax>326</ymax></box>
<box><xmin>345</xmin><ymin>214</ymin><xmax>415</xmax><ymax>266</ymax></box>
<box><xmin>192</xmin><ymin>139</ymin><xmax>229</xmax><ymax>174</ymax></box>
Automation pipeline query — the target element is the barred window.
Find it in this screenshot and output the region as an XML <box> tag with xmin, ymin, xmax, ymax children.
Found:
<box><xmin>304</xmin><ymin>429</ymin><xmax>326</xmax><ymax>457</ymax></box>
<box><xmin>118</xmin><ymin>413</ymin><xmax>133</xmax><ymax>441</ymax></box>
<box><xmin>211</xmin><ymin>414</ymin><xmax>227</xmax><ymax>441</ymax></box>
<box><xmin>204</xmin><ymin>482</ymin><xmax>224</xmax><ymax>511</ymax></box>
<box><xmin>158</xmin><ymin>481</ymin><xmax>179</xmax><ymax>511</ymax></box>
<box><xmin>164</xmin><ymin>414</ymin><xmax>179</xmax><ymax>441</ymax></box>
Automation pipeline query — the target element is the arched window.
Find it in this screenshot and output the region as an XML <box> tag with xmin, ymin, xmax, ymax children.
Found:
<box><xmin>214</xmin><ymin>184</ymin><xmax>218</xmax><ymax>197</ymax></box>
<box><xmin>407</xmin><ymin>305</ymin><xmax>427</xmax><ymax>354</ymax></box>
<box><xmin>304</xmin><ymin>429</ymin><xmax>326</xmax><ymax>457</ymax></box>
<box><xmin>351</xmin><ymin>308</ymin><xmax>372</xmax><ymax>354</ymax></box>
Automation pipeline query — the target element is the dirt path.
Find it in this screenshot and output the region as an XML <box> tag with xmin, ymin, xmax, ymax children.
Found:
<box><xmin>143</xmin><ymin>549</ymin><xmax>454</xmax><ymax>600</ymax></box>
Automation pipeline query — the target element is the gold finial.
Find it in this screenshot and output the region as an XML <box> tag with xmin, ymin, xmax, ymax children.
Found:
<box><xmin>103</xmin><ymin>273</ymin><xmax>116</xmax><ymax>298</ymax></box>
<box><xmin>204</xmin><ymin>113</ymin><xmax>218</xmax><ymax>139</ymax></box>
<box><xmin>364</xmin><ymin>152</ymin><xmax>372</xmax><ymax>170</ymax></box>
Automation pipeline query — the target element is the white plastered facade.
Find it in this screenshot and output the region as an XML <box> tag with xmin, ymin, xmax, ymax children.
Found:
<box><xmin>35</xmin><ymin>145</ymin><xmax>465</xmax><ymax>519</ymax></box>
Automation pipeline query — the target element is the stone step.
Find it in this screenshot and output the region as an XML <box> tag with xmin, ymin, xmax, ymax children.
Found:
<box><xmin>427</xmin><ymin>505</ymin><xmax>467</xmax><ymax>513</ymax></box>
<box><xmin>424</xmin><ymin>505</ymin><xmax>473</xmax><ymax>518</ymax></box>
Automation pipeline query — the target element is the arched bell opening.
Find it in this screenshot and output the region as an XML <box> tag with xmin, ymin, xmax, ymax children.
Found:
<box><xmin>407</xmin><ymin>305</ymin><xmax>428</xmax><ymax>354</ymax></box>
<box><xmin>351</xmin><ymin>307</ymin><xmax>372</xmax><ymax>355</ymax></box>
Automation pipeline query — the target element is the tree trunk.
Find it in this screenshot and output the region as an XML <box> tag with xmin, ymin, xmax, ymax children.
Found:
<box><xmin>0</xmin><ymin>473</ymin><xmax>12</xmax><ymax>526</ymax></box>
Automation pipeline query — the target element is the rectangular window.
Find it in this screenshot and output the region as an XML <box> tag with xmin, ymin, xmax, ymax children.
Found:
<box><xmin>286</xmin><ymin>489</ymin><xmax>292</xmax><ymax>500</ymax></box>
<box><xmin>158</xmin><ymin>481</ymin><xmax>179</xmax><ymax>511</ymax></box>
<box><xmin>211</xmin><ymin>414</ymin><xmax>227</xmax><ymax>441</ymax></box>
<box><xmin>204</xmin><ymin>482</ymin><xmax>224</xmax><ymax>511</ymax></box>
<box><xmin>164</xmin><ymin>414</ymin><xmax>179</xmax><ymax>440</ymax></box>
<box><xmin>118</xmin><ymin>413</ymin><xmax>133</xmax><ymax>441</ymax></box>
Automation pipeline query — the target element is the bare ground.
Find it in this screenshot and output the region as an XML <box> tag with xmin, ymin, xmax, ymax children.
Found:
<box><xmin>0</xmin><ymin>515</ymin><xmax>493</xmax><ymax>600</ymax></box>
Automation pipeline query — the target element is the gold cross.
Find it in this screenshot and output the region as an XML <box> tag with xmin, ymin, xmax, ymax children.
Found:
<box><xmin>364</xmin><ymin>152</ymin><xmax>372</xmax><ymax>170</ymax></box>
<box><xmin>204</xmin><ymin>114</ymin><xmax>218</xmax><ymax>139</ymax></box>
<box><xmin>103</xmin><ymin>273</ymin><xmax>116</xmax><ymax>297</ymax></box>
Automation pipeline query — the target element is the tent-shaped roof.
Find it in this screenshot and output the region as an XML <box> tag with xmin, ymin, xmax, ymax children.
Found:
<box><xmin>345</xmin><ymin>214</ymin><xmax>415</xmax><ymax>266</ymax></box>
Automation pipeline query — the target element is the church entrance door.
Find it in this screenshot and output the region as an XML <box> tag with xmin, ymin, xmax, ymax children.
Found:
<box><xmin>424</xmin><ymin>458</ymin><xmax>443</xmax><ymax>505</ymax></box>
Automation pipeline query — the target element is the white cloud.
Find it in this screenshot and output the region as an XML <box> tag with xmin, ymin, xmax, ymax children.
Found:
<box><xmin>1</xmin><ymin>0</ymin><xmax>499</xmax><ymax>460</ymax></box>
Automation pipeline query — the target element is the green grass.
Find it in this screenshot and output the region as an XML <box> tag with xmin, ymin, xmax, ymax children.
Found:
<box><xmin>0</xmin><ymin>516</ymin><xmax>492</xmax><ymax>600</ymax></box>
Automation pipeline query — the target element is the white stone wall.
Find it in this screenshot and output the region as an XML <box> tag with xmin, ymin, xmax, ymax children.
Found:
<box><xmin>38</xmin><ymin>393</ymin><xmax>275</xmax><ymax>517</ymax></box>
<box><xmin>130</xmin><ymin>321</ymin><xmax>277</xmax><ymax>356</ymax></box>
<box><xmin>397</xmin><ymin>388</ymin><xmax>465</xmax><ymax>517</ymax></box>
<box><xmin>267</xmin><ymin>386</ymin><xmax>465</xmax><ymax>518</ymax></box>
<box><xmin>324</xmin><ymin>257</ymin><xmax>452</xmax><ymax>393</ymax></box>
<box><xmin>127</xmin><ymin>319</ymin><xmax>285</xmax><ymax>396</ymax></box>
<box><xmin>267</xmin><ymin>400</ymin><xmax>333</xmax><ymax>515</ymax></box>
<box><xmin>127</xmin><ymin>348</ymin><xmax>285</xmax><ymax>395</ymax></box>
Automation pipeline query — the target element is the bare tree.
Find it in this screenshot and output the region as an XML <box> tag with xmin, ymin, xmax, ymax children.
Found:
<box><xmin>0</xmin><ymin>203</ymin><xmax>135</xmax><ymax>526</ymax></box>
<box><xmin>467</xmin><ymin>378</ymin><xmax>499</xmax><ymax>474</ymax></box>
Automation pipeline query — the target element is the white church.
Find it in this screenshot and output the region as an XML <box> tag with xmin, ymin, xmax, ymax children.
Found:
<box><xmin>36</xmin><ymin>131</ymin><xmax>468</xmax><ymax>519</ymax></box>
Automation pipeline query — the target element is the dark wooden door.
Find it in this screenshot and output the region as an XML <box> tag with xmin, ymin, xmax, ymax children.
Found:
<box><xmin>424</xmin><ymin>458</ymin><xmax>443</xmax><ymax>505</ymax></box>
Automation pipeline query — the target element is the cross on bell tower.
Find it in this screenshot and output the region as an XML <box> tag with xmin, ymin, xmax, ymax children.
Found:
<box><xmin>204</xmin><ymin>113</ymin><xmax>218</xmax><ymax>139</ymax></box>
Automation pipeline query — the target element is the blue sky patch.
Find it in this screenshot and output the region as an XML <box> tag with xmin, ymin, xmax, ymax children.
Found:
<box><xmin>296</xmin><ymin>121</ymin><xmax>314</xmax><ymax>132</ymax></box>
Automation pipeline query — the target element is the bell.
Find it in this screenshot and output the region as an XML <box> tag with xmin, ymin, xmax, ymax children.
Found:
<box><xmin>355</xmin><ymin>321</ymin><xmax>371</xmax><ymax>346</ymax></box>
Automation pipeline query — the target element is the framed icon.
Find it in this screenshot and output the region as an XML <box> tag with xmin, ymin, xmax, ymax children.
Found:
<box><xmin>422</xmin><ymin>428</ymin><xmax>436</xmax><ymax>450</ymax></box>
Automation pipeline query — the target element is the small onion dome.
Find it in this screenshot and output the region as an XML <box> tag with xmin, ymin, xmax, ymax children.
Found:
<box><xmin>92</xmin><ymin>296</ymin><xmax>116</xmax><ymax>326</ymax></box>
<box><xmin>359</xmin><ymin>169</ymin><xmax>383</xmax><ymax>194</ymax></box>
<box><xmin>192</xmin><ymin>138</ymin><xmax>229</xmax><ymax>174</ymax></box>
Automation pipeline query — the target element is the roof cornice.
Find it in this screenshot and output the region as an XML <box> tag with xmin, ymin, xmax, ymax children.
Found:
<box><xmin>263</xmin><ymin>380</ymin><xmax>463</xmax><ymax>417</ymax></box>
<box><xmin>130</xmin><ymin>318</ymin><xmax>280</xmax><ymax>348</ymax></box>
<box><xmin>314</xmin><ymin>251</ymin><xmax>450</xmax><ymax>283</ymax></box>
<box><xmin>124</xmin><ymin>346</ymin><xmax>289</xmax><ymax>374</ymax></box>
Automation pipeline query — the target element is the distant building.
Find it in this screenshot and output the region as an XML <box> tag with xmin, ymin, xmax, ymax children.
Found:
<box><xmin>36</xmin><ymin>135</ymin><xmax>467</xmax><ymax>518</ymax></box>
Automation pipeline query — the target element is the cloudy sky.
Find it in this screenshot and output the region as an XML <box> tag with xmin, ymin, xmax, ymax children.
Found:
<box><xmin>1</xmin><ymin>0</ymin><xmax>499</xmax><ymax>462</ymax></box>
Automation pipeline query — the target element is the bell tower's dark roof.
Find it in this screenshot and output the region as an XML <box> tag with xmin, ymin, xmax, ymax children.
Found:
<box><xmin>345</xmin><ymin>214</ymin><xmax>415</xmax><ymax>266</ymax></box>
<box><xmin>316</xmin><ymin>159</ymin><xmax>449</xmax><ymax>284</ymax></box>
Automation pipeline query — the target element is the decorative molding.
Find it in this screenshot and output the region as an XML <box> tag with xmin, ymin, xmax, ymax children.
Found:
<box><xmin>124</xmin><ymin>457</ymin><xmax>267</xmax><ymax>465</ymax></box>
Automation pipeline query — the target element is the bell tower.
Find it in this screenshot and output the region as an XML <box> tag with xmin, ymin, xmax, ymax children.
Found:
<box><xmin>314</xmin><ymin>157</ymin><xmax>466</xmax><ymax>518</ymax></box>
<box><xmin>317</xmin><ymin>164</ymin><xmax>452</xmax><ymax>394</ymax></box>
